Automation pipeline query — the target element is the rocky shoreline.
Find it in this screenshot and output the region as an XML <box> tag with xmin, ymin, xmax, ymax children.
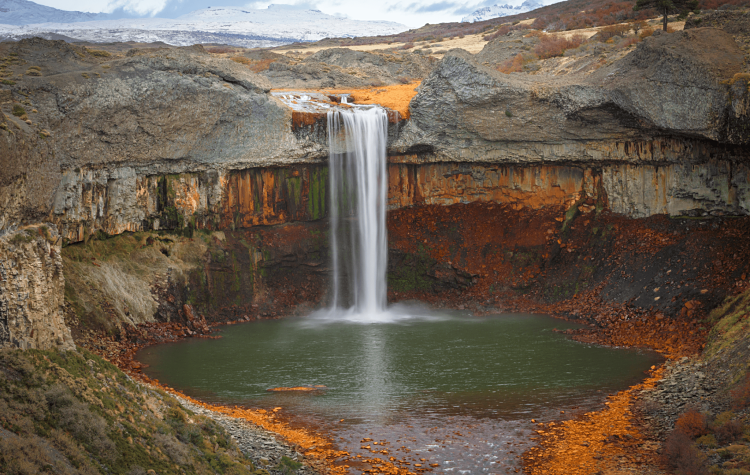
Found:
<box><xmin>168</xmin><ymin>391</ymin><xmax>317</xmax><ymax>475</ymax></box>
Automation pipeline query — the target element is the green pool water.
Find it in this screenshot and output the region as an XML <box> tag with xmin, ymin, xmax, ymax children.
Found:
<box><xmin>137</xmin><ymin>308</ymin><xmax>661</xmax><ymax>422</ymax></box>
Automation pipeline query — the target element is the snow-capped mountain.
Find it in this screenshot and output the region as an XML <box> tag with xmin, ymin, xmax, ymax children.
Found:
<box><xmin>461</xmin><ymin>0</ymin><xmax>544</xmax><ymax>22</ymax></box>
<box><xmin>0</xmin><ymin>0</ymin><xmax>108</xmax><ymax>25</ymax></box>
<box><xmin>0</xmin><ymin>2</ymin><xmax>408</xmax><ymax>48</ymax></box>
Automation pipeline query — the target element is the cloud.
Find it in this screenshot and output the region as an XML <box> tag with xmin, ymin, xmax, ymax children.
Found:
<box><xmin>411</xmin><ymin>1</ymin><xmax>462</xmax><ymax>13</ymax></box>
<box><xmin>105</xmin><ymin>0</ymin><xmax>170</xmax><ymax>16</ymax></box>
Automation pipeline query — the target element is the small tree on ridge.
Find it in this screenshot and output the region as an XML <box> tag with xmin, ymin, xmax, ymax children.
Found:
<box><xmin>633</xmin><ymin>0</ymin><xmax>698</xmax><ymax>31</ymax></box>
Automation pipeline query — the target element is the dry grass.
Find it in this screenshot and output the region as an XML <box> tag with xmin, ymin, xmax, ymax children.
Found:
<box><xmin>0</xmin><ymin>349</ymin><xmax>257</xmax><ymax>475</ymax></box>
<box><xmin>498</xmin><ymin>53</ymin><xmax>537</xmax><ymax>73</ymax></box>
<box><xmin>62</xmin><ymin>232</ymin><xmax>208</xmax><ymax>330</ymax></box>
<box><xmin>534</xmin><ymin>33</ymin><xmax>587</xmax><ymax>59</ymax></box>
<box><xmin>206</xmin><ymin>46</ymin><xmax>236</xmax><ymax>54</ymax></box>
<box><xmin>231</xmin><ymin>56</ymin><xmax>277</xmax><ymax>73</ymax></box>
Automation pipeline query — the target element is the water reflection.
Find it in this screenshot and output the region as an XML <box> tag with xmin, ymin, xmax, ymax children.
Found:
<box><xmin>137</xmin><ymin>313</ymin><xmax>662</xmax><ymax>474</ymax></box>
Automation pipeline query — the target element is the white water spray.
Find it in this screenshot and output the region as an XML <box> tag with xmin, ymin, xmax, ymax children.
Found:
<box><xmin>328</xmin><ymin>107</ymin><xmax>389</xmax><ymax>318</ymax></box>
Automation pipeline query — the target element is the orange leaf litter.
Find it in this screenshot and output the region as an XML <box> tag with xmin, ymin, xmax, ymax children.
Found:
<box><xmin>523</xmin><ymin>366</ymin><xmax>665</xmax><ymax>475</ymax></box>
<box><xmin>146</xmin><ymin>377</ymin><xmax>420</xmax><ymax>475</ymax></box>
<box><xmin>273</xmin><ymin>81</ymin><xmax>421</xmax><ymax>119</ymax></box>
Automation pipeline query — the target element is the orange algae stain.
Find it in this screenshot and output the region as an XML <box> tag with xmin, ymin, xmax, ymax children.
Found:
<box><xmin>523</xmin><ymin>367</ymin><xmax>665</xmax><ymax>475</ymax></box>
<box><xmin>149</xmin><ymin>382</ymin><xmax>348</xmax><ymax>475</ymax></box>
<box><xmin>142</xmin><ymin>378</ymin><xmax>419</xmax><ymax>475</ymax></box>
<box><xmin>274</xmin><ymin>82</ymin><xmax>421</xmax><ymax>120</ymax></box>
<box><xmin>267</xmin><ymin>386</ymin><xmax>321</xmax><ymax>392</ymax></box>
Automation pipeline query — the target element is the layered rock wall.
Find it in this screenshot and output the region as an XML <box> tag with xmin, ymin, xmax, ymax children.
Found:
<box><xmin>49</xmin><ymin>158</ymin><xmax>750</xmax><ymax>242</ymax></box>
<box><xmin>0</xmin><ymin>226</ymin><xmax>74</xmax><ymax>350</ymax></box>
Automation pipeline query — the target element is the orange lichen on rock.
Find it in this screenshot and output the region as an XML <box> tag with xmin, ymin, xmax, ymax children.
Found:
<box><xmin>344</xmin><ymin>82</ymin><xmax>420</xmax><ymax>120</ymax></box>
<box><xmin>274</xmin><ymin>82</ymin><xmax>420</xmax><ymax>120</ymax></box>
<box><xmin>292</xmin><ymin>110</ymin><xmax>326</xmax><ymax>128</ymax></box>
<box><xmin>524</xmin><ymin>367</ymin><xmax>664</xmax><ymax>475</ymax></box>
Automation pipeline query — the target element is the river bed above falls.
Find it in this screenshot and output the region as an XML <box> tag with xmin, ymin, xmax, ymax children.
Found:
<box><xmin>137</xmin><ymin>309</ymin><xmax>661</xmax><ymax>474</ymax></box>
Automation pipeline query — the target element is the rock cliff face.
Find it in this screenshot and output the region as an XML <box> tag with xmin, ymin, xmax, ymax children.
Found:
<box><xmin>398</xmin><ymin>29</ymin><xmax>748</xmax><ymax>156</ymax></box>
<box><xmin>0</xmin><ymin>225</ymin><xmax>74</xmax><ymax>350</ymax></box>
<box><xmin>2</xmin><ymin>29</ymin><xmax>749</xmax><ymax>244</ymax></box>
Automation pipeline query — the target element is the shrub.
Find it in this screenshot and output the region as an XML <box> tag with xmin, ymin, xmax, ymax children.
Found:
<box><xmin>714</xmin><ymin>412</ymin><xmax>744</xmax><ymax>445</ymax></box>
<box><xmin>206</xmin><ymin>46</ymin><xmax>233</xmax><ymax>54</ymax></box>
<box><xmin>497</xmin><ymin>53</ymin><xmax>539</xmax><ymax>73</ymax></box>
<box><xmin>275</xmin><ymin>456</ymin><xmax>302</xmax><ymax>475</ymax></box>
<box><xmin>0</xmin><ymin>434</ymin><xmax>79</xmax><ymax>475</ymax></box>
<box><xmin>1</xmin><ymin>79</ymin><xmax>14</xmax><ymax>85</ymax></box>
<box><xmin>640</xmin><ymin>27</ymin><xmax>655</xmax><ymax>39</ymax></box>
<box><xmin>675</xmin><ymin>407</ymin><xmax>709</xmax><ymax>438</ymax></box>
<box><xmin>401</xmin><ymin>42</ymin><xmax>415</xmax><ymax>50</ymax></box>
<box><xmin>231</xmin><ymin>56</ymin><xmax>251</xmax><ymax>65</ymax></box>
<box><xmin>695</xmin><ymin>434</ymin><xmax>718</xmax><ymax>448</ymax></box>
<box><xmin>9</xmin><ymin>232</ymin><xmax>33</xmax><ymax>245</ymax></box>
<box><xmin>662</xmin><ymin>430</ymin><xmax>709</xmax><ymax>475</ymax></box>
<box><xmin>85</xmin><ymin>48</ymin><xmax>111</xmax><ymax>58</ymax></box>
<box><xmin>60</xmin><ymin>402</ymin><xmax>116</xmax><ymax>459</ymax></box>
<box><xmin>247</xmin><ymin>58</ymin><xmax>276</xmax><ymax>73</ymax></box>
<box><xmin>11</xmin><ymin>104</ymin><xmax>25</xmax><ymax>117</ymax></box>
<box><xmin>153</xmin><ymin>433</ymin><xmax>190</xmax><ymax>465</ymax></box>
<box><xmin>618</xmin><ymin>37</ymin><xmax>641</xmax><ymax>49</ymax></box>
<box><xmin>631</xmin><ymin>20</ymin><xmax>649</xmax><ymax>34</ymax></box>
<box><xmin>732</xmin><ymin>373</ymin><xmax>750</xmax><ymax>409</ymax></box>
<box><xmin>598</xmin><ymin>24</ymin><xmax>631</xmax><ymax>41</ymax></box>
<box><xmin>534</xmin><ymin>33</ymin><xmax>587</xmax><ymax>59</ymax></box>
<box><xmin>484</xmin><ymin>25</ymin><xmax>512</xmax><ymax>41</ymax></box>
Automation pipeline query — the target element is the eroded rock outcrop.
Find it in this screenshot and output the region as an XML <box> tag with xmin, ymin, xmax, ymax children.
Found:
<box><xmin>397</xmin><ymin>29</ymin><xmax>748</xmax><ymax>161</ymax></box>
<box><xmin>0</xmin><ymin>225</ymin><xmax>74</xmax><ymax>350</ymax></box>
<box><xmin>260</xmin><ymin>48</ymin><xmax>434</xmax><ymax>89</ymax></box>
<box><xmin>0</xmin><ymin>38</ymin><xmax>329</xmax><ymax>238</ymax></box>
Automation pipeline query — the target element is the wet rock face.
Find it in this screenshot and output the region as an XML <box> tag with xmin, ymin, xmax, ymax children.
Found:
<box><xmin>50</xmin><ymin>166</ymin><xmax>329</xmax><ymax>242</ymax></box>
<box><xmin>0</xmin><ymin>226</ymin><xmax>74</xmax><ymax>350</ymax></box>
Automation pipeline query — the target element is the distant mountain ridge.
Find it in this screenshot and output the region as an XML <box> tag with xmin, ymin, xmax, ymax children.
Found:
<box><xmin>0</xmin><ymin>0</ymin><xmax>109</xmax><ymax>25</ymax></box>
<box><xmin>461</xmin><ymin>0</ymin><xmax>545</xmax><ymax>22</ymax></box>
<box><xmin>0</xmin><ymin>1</ymin><xmax>407</xmax><ymax>47</ymax></box>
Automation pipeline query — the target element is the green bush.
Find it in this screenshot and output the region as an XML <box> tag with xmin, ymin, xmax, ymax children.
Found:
<box><xmin>696</xmin><ymin>433</ymin><xmax>717</xmax><ymax>448</ymax></box>
<box><xmin>275</xmin><ymin>456</ymin><xmax>303</xmax><ymax>475</ymax></box>
<box><xmin>9</xmin><ymin>232</ymin><xmax>33</xmax><ymax>245</ymax></box>
<box><xmin>11</xmin><ymin>105</ymin><xmax>25</xmax><ymax>117</ymax></box>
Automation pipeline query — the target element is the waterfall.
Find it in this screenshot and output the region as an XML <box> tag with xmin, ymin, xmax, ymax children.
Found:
<box><xmin>328</xmin><ymin>107</ymin><xmax>389</xmax><ymax>317</ymax></box>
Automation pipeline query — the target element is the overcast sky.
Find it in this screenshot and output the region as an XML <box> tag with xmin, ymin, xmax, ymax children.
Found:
<box><xmin>32</xmin><ymin>0</ymin><xmax>544</xmax><ymax>27</ymax></box>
